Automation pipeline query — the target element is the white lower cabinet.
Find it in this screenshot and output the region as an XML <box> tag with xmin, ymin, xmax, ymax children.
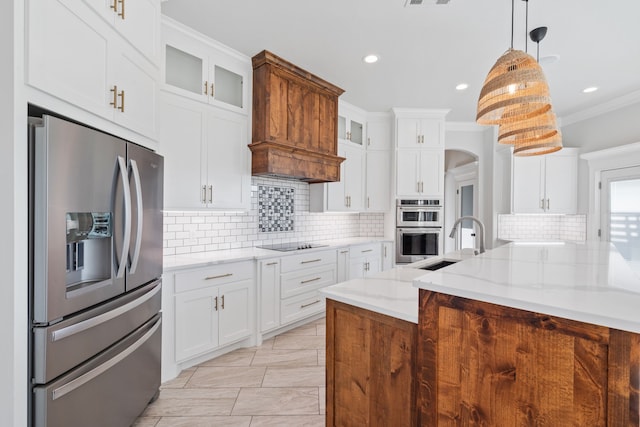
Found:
<box><xmin>173</xmin><ymin>261</ymin><xmax>254</xmax><ymax>362</ymax></box>
<box><xmin>349</xmin><ymin>243</ymin><xmax>382</xmax><ymax>279</ymax></box>
<box><xmin>336</xmin><ymin>248</ymin><xmax>350</xmax><ymax>283</ymax></box>
<box><xmin>258</xmin><ymin>259</ymin><xmax>280</xmax><ymax>333</ymax></box>
<box><xmin>382</xmin><ymin>241</ymin><xmax>394</xmax><ymax>270</ymax></box>
<box><xmin>257</xmin><ymin>250</ymin><xmax>337</xmax><ymax>336</ymax></box>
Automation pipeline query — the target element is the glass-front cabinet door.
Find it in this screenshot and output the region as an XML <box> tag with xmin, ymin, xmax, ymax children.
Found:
<box><xmin>162</xmin><ymin>21</ymin><xmax>249</xmax><ymax>113</ymax></box>
<box><xmin>338</xmin><ymin>114</ymin><xmax>364</xmax><ymax>145</ymax></box>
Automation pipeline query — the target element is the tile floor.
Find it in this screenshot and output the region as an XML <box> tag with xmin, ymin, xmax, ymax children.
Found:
<box><xmin>133</xmin><ymin>317</ymin><xmax>326</xmax><ymax>427</ymax></box>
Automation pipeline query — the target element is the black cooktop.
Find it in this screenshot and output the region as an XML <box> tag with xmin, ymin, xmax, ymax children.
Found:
<box><xmin>257</xmin><ymin>242</ymin><xmax>328</xmax><ymax>252</ymax></box>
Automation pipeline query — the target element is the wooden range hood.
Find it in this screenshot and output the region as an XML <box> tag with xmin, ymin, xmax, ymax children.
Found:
<box><xmin>249</xmin><ymin>50</ymin><xmax>345</xmax><ymax>183</ymax></box>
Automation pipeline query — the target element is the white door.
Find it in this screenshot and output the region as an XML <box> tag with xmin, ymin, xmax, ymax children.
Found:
<box><xmin>420</xmin><ymin>149</ymin><xmax>444</xmax><ymax>196</ymax></box>
<box><xmin>218</xmin><ymin>280</ymin><xmax>252</xmax><ymax>346</ymax></box>
<box><xmin>455</xmin><ymin>179</ymin><xmax>478</xmax><ymax>250</ymax></box>
<box><xmin>174</xmin><ymin>287</ymin><xmax>219</xmax><ymax>361</ymax></box>
<box><xmin>600</xmin><ymin>166</ymin><xmax>640</xmax><ymax>276</ymax></box>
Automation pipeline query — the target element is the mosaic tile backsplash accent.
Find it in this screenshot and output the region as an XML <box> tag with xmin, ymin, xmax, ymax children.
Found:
<box><xmin>498</xmin><ymin>214</ymin><xmax>587</xmax><ymax>242</ymax></box>
<box><xmin>258</xmin><ymin>185</ymin><xmax>295</xmax><ymax>232</ymax></box>
<box><xmin>163</xmin><ymin>176</ymin><xmax>386</xmax><ymax>256</ymax></box>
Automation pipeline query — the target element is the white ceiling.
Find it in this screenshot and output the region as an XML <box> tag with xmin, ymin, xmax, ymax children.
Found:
<box><xmin>161</xmin><ymin>0</ymin><xmax>640</xmax><ymax>123</ymax></box>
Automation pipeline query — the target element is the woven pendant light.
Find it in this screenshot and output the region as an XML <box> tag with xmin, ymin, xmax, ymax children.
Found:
<box><xmin>476</xmin><ymin>48</ymin><xmax>552</xmax><ymax>125</ymax></box>
<box><xmin>512</xmin><ymin>110</ymin><xmax>562</xmax><ymax>156</ymax></box>
<box><xmin>498</xmin><ymin>106</ymin><xmax>555</xmax><ymax>144</ymax></box>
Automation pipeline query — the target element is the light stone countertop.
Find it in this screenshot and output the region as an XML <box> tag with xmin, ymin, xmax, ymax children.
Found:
<box><xmin>321</xmin><ymin>243</ymin><xmax>640</xmax><ymax>333</ymax></box>
<box><xmin>414</xmin><ymin>241</ymin><xmax>640</xmax><ymax>334</ymax></box>
<box><xmin>318</xmin><ymin>250</ymin><xmax>475</xmax><ymax>323</ymax></box>
<box><xmin>163</xmin><ymin>237</ymin><xmax>393</xmax><ymax>272</ymax></box>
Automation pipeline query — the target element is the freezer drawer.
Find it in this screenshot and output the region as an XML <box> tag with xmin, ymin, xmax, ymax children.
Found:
<box><xmin>33</xmin><ymin>280</ymin><xmax>161</xmax><ymax>384</ymax></box>
<box><xmin>33</xmin><ymin>314</ymin><xmax>161</xmax><ymax>427</ymax></box>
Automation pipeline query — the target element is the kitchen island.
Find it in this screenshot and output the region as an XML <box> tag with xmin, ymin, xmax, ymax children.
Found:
<box><xmin>321</xmin><ymin>242</ymin><xmax>640</xmax><ymax>426</ymax></box>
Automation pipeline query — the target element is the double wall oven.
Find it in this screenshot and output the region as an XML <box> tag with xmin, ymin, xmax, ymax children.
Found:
<box><xmin>396</xmin><ymin>199</ymin><xmax>443</xmax><ymax>264</ymax></box>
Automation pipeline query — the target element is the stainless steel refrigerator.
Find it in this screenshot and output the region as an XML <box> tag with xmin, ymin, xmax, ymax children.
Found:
<box><xmin>28</xmin><ymin>114</ymin><xmax>164</xmax><ymax>427</ymax></box>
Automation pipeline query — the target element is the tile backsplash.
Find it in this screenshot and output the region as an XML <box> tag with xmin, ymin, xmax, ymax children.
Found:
<box><xmin>163</xmin><ymin>177</ymin><xmax>385</xmax><ymax>256</ymax></box>
<box><xmin>498</xmin><ymin>214</ymin><xmax>587</xmax><ymax>242</ymax></box>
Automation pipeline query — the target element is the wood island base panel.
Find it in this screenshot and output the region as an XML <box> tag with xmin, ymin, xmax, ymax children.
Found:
<box><xmin>417</xmin><ymin>290</ymin><xmax>640</xmax><ymax>426</ymax></box>
<box><xmin>326</xmin><ymin>299</ymin><xmax>418</xmax><ymax>427</ymax></box>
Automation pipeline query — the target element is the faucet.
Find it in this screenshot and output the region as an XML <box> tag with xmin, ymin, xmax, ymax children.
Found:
<box><xmin>449</xmin><ymin>216</ymin><xmax>486</xmax><ymax>254</ymax></box>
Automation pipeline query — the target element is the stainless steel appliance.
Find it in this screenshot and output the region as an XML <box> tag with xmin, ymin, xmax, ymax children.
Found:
<box><xmin>29</xmin><ymin>114</ymin><xmax>164</xmax><ymax>427</ymax></box>
<box><xmin>396</xmin><ymin>198</ymin><xmax>443</xmax><ymax>227</ymax></box>
<box><xmin>396</xmin><ymin>199</ymin><xmax>443</xmax><ymax>263</ymax></box>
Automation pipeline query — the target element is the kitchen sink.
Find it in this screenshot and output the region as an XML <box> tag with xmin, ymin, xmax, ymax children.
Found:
<box><xmin>419</xmin><ymin>260</ymin><xmax>458</xmax><ymax>271</ymax></box>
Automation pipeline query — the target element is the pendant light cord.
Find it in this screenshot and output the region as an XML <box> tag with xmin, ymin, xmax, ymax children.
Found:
<box><xmin>524</xmin><ymin>0</ymin><xmax>529</xmax><ymax>53</ymax></box>
<box><xmin>510</xmin><ymin>0</ymin><xmax>515</xmax><ymax>49</ymax></box>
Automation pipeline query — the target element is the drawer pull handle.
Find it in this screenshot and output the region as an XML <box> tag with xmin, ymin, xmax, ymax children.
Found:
<box><xmin>266</xmin><ymin>262</ymin><xmax>278</xmax><ymax>266</ymax></box>
<box><xmin>205</xmin><ymin>273</ymin><xmax>233</xmax><ymax>280</ymax></box>
<box><xmin>300</xmin><ymin>277</ymin><xmax>321</xmax><ymax>284</ymax></box>
<box><xmin>221</xmin><ymin>295</ymin><xmax>225</xmax><ymax>310</ymax></box>
<box><xmin>300</xmin><ymin>300</ymin><xmax>321</xmax><ymax>309</ymax></box>
<box><xmin>361</xmin><ymin>249</ymin><xmax>373</xmax><ymax>253</ymax></box>
<box><xmin>214</xmin><ymin>296</ymin><xmax>218</xmax><ymax>311</ymax></box>
<box><xmin>301</xmin><ymin>259</ymin><xmax>321</xmax><ymax>264</ymax></box>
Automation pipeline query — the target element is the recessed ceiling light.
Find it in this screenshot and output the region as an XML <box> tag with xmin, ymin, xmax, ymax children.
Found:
<box><xmin>583</xmin><ymin>86</ymin><xmax>598</xmax><ymax>93</ymax></box>
<box><xmin>455</xmin><ymin>83</ymin><xmax>469</xmax><ymax>91</ymax></box>
<box><xmin>363</xmin><ymin>54</ymin><xmax>379</xmax><ymax>64</ymax></box>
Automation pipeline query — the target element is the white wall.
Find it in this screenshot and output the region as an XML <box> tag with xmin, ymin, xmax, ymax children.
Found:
<box><xmin>1</xmin><ymin>1</ymin><xmax>28</xmax><ymax>426</ymax></box>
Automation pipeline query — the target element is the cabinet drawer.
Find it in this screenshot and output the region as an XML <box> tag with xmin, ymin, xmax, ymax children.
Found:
<box><xmin>280</xmin><ymin>291</ymin><xmax>325</xmax><ymax>326</ymax></box>
<box><xmin>280</xmin><ymin>249</ymin><xmax>336</xmax><ymax>273</ymax></box>
<box><xmin>281</xmin><ymin>266</ymin><xmax>336</xmax><ymax>299</ymax></box>
<box><xmin>349</xmin><ymin>243</ymin><xmax>381</xmax><ymax>259</ymax></box>
<box><xmin>174</xmin><ymin>261</ymin><xmax>253</xmax><ymax>293</ymax></box>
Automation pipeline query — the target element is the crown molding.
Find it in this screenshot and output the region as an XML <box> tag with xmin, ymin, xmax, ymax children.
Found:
<box><xmin>560</xmin><ymin>90</ymin><xmax>640</xmax><ymax>127</ymax></box>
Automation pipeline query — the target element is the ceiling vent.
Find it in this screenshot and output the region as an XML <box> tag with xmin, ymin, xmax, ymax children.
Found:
<box><xmin>404</xmin><ymin>0</ymin><xmax>451</xmax><ymax>6</ymax></box>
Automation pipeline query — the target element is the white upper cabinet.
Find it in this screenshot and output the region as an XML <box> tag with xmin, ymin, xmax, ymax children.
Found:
<box><xmin>394</xmin><ymin>109</ymin><xmax>448</xmax><ymax>198</ymax></box>
<box><xmin>512</xmin><ymin>148</ymin><xmax>578</xmax><ymax>214</ymax></box>
<box><xmin>396</xmin><ymin>148</ymin><xmax>444</xmax><ymax>197</ymax></box>
<box><xmin>26</xmin><ymin>0</ymin><xmax>160</xmax><ymax>139</ymax></box>
<box><xmin>365</xmin><ymin>150</ymin><xmax>391</xmax><ymax>212</ymax></box>
<box><xmin>162</xmin><ymin>18</ymin><xmax>250</xmax><ymax>114</ymax></box>
<box><xmin>396</xmin><ymin>117</ymin><xmax>443</xmax><ymax>148</ymax></box>
<box><xmin>338</xmin><ymin>101</ymin><xmax>367</xmax><ymax>146</ymax></box>
<box><xmin>310</xmin><ymin>142</ymin><xmax>364</xmax><ymax>212</ymax></box>
<box><xmin>159</xmin><ymin>93</ymin><xmax>251</xmax><ymax>210</ymax></box>
<box><xmin>365</xmin><ymin>113</ymin><xmax>392</xmax><ymax>212</ymax></box>
<box><xmin>81</xmin><ymin>0</ymin><xmax>160</xmax><ymax>64</ymax></box>
<box><xmin>366</xmin><ymin>115</ymin><xmax>392</xmax><ymax>150</ymax></box>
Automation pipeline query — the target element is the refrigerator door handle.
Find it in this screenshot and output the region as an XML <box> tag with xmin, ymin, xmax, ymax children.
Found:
<box><xmin>128</xmin><ymin>159</ymin><xmax>143</xmax><ymax>274</ymax></box>
<box><xmin>51</xmin><ymin>317</ymin><xmax>161</xmax><ymax>400</ymax></box>
<box><xmin>50</xmin><ymin>282</ymin><xmax>160</xmax><ymax>342</ymax></box>
<box><xmin>115</xmin><ymin>156</ymin><xmax>131</xmax><ymax>279</ymax></box>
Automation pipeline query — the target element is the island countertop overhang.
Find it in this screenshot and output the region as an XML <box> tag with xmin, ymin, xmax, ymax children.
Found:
<box><xmin>413</xmin><ymin>241</ymin><xmax>640</xmax><ymax>334</ymax></box>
